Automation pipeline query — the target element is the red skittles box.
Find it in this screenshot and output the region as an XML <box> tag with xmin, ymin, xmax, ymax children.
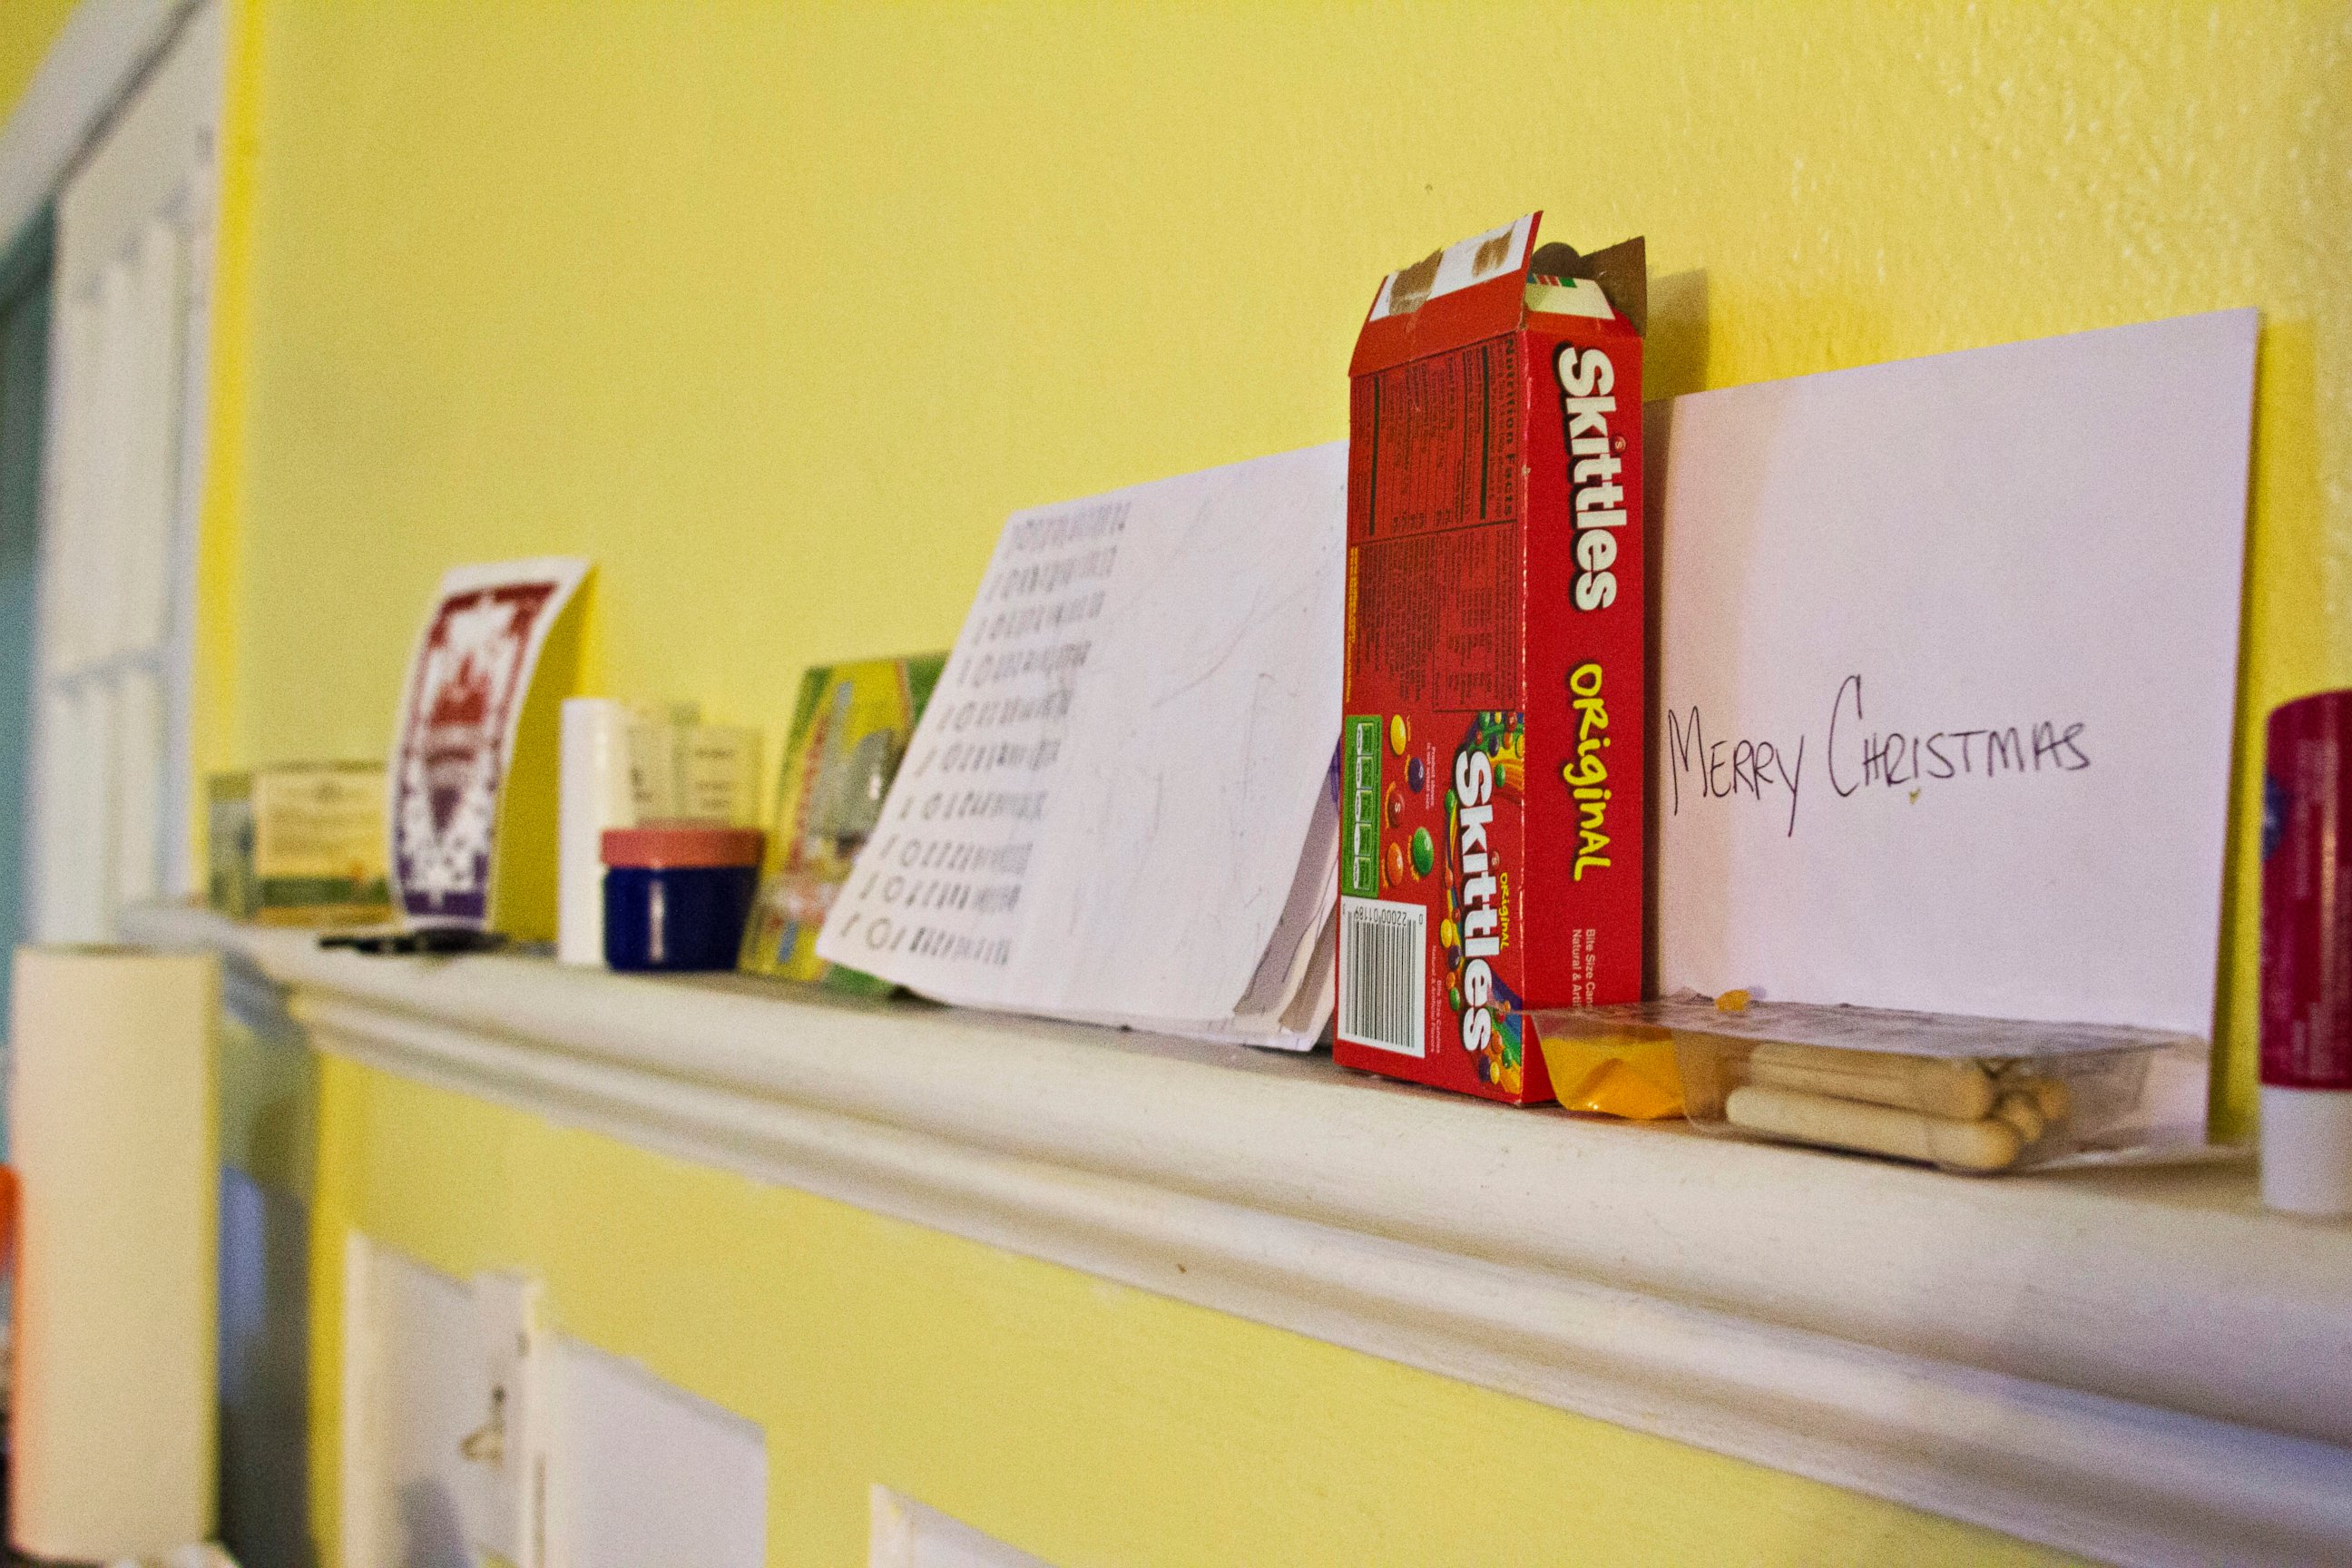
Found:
<box><xmin>1335</xmin><ymin>213</ymin><xmax>1648</xmax><ymax>1104</ymax></box>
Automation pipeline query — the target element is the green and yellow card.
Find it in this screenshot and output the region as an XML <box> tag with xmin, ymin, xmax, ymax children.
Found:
<box><xmin>738</xmin><ymin>655</ymin><xmax>945</xmax><ymax>991</ymax></box>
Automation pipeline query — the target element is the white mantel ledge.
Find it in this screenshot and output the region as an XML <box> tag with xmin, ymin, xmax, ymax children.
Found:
<box><xmin>123</xmin><ymin>904</ymin><xmax>2352</xmax><ymax>1568</ymax></box>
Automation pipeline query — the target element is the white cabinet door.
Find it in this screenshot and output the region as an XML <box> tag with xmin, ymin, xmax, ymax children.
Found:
<box><xmin>552</xmin><ymin>1340</ymin><xmax>768</xmax><ymax>1568</ymax></box>
<box><xmin>344</xmin><ymin>1236</ymin><xmax>769</xmax><ymax>1568</ymax></box>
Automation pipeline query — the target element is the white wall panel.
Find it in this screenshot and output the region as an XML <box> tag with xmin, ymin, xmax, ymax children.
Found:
<box><xmin>553</xmin><ymin>1341</ymin><xmax>767</xmax><ymax>1568</ymax></box>
<box><xmin>871</xmin><ymin>1489</ymin><xmax>1054</xmax><ymax>1568</ymax></box>
<box><xmin>344</xmin><ymin>1240</ymin><xmax>477</xmax><ymax>1568</ymax></box>
<box><xmin>345</xmin><ymin>1238</ymin><xmax>769</xmax><ymax>1568</ymax></box>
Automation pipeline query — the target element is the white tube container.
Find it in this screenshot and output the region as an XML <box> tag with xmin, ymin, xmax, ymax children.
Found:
<box><xmin>2261</xmin><ymin>1084</ymin><xmax>2352</xmax><ymax>1216</ymax></box>
<box><xmin>8</xmin><ymin>945</ymin><xmax>218</xmax><ymax>1557</ymax></box>
<box><xmin>560</xmin><ymin>699</ymin><xmax>635</xmax><ymax>965</ymax></box>
<box><xmin>561</xmin><ymin>699</ymin><xmax>708</xmax><ymax>965</ymax></box>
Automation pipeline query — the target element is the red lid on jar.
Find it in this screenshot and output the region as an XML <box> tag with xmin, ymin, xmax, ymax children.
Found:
<box><xmin>601</xmin><ymin>824</ymin><xmax>765</xmax><ymax>869</ymax></box>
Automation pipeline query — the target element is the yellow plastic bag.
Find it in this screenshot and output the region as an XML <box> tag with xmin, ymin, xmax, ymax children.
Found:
<box><xmin>1529</xmin><ymin>1014</ymin><xmax>1686</xmax><ymax>1120</ymax></box>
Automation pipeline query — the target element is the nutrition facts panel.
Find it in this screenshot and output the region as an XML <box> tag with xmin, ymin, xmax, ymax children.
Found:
<box><xmin>1352</xmin><ymin>336</ymin><xmax>1521</xmax><ymax>538</ymax></box>
<box><xmin>1346</xmin><ymin>337</ymin><xmax>1525</xmax><ymax>714</ymax></box>
<box><xmin>1349</xmin><ymin>522</ymin><xmax>1520</xmax><ymax>711</ymax></box>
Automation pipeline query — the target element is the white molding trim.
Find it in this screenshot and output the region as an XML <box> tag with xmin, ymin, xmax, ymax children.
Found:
<box><xmin>0</xmin><ymin>0</ymin><xmax>199</xmax><ymax>258</ymax></box>
<box><xmin>127</xmin><ymin>907</ymin><xmax>2352</xmax><ymax>1568</ymax></box>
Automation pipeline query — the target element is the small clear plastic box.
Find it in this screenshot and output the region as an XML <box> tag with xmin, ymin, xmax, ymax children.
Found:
<box><xmin>1534</xmin><ymin>996</ymin><xmax>2214</xmax><ymax>1173</ymax></box>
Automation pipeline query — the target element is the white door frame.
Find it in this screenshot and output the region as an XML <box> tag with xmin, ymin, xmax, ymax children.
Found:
<box><xmin>0</xmin><ymin>1</ymin><xmax>203</xmax><ymax>269</ymax></box>
<box><xmin>15</xmin><ymin>0</ymin><xmax>220</xmax><ymax>938</ymax></box>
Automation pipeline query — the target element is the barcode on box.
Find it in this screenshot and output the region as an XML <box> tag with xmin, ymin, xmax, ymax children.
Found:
<box><xmin>1338</xmin><ymin>896</ymin><xmax>1426</xmax><ymax>1057</ymax></box>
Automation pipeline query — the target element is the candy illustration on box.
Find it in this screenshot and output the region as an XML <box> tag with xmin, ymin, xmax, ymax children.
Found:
<box><xmin>388</xmin><ymin>557</ymin><xmax>588</xmax><ymax>926</ymax></box>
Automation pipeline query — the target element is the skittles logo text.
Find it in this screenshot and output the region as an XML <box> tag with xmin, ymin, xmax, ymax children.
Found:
<box><xmin>1556</xmin><ymin>345</ymin><xmax>1626</xmax><ymax>612</ymax></box>
<box><xmin>1563</xmin><ymin>661</ymin><xmax>1613</xmax><ymax>880</ymax></box>
<box><xmin>1454</xmin><ymin>745</ymin><xmax>1502</xmax><ymax>1055</ymax></box>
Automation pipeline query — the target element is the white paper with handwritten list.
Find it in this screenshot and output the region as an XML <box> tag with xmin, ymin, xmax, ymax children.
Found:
<box><xmin>817</xmin><ymin>444</ymin><xmax>1346</xmax><ymax>1045</ymax></box>
<box><xmin>1651</xmin><ymin>309</ymin><xmax>2257</xmax><ymax>1034</ymax></box>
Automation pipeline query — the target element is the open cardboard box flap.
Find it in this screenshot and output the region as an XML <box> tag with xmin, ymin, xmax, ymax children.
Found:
<box><xmin>1349</xmin><ymin>212</ymin><xmax>1645</xmax><ymax>377</ymax></box>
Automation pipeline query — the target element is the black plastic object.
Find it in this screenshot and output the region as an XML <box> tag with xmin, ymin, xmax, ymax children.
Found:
<box><xmin>318</xmin><ymin>926</ymin><xmax>509</xmax><ymax>957</ymax></box>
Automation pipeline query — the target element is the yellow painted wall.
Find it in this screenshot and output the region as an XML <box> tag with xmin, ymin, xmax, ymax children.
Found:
<box><xmin>0</xmin><ymin>0</ymin><xmax>78</xmax><ymax>132</ymax></box>
<box><xmin>312</xmin><ymin>1053</ymin><xmax>2082</xmax><ymax>1567</ymax></box>
<box><xmin>178</xmin><ymin>2</ymin><xmax>2348</xmax><ymax>1561</ymax></box>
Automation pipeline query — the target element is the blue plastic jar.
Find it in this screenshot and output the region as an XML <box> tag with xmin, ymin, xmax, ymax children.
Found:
<box><xmin>601</xmin><ymin>825</ymin><xmax>765</xmax><ymax>972</ymax></box>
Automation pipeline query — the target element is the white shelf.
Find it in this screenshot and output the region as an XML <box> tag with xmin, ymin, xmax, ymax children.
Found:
<box><xmin>123</xmin><ymin>903</ymin><xmax>2352</xmax><ymax>1568</ymax></box>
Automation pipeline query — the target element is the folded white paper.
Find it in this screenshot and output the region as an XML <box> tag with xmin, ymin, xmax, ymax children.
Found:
<box><xmin>818</xmin><ymin>444</ymin><xmax>1347</xmax><ymax>1045</ymax></box>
